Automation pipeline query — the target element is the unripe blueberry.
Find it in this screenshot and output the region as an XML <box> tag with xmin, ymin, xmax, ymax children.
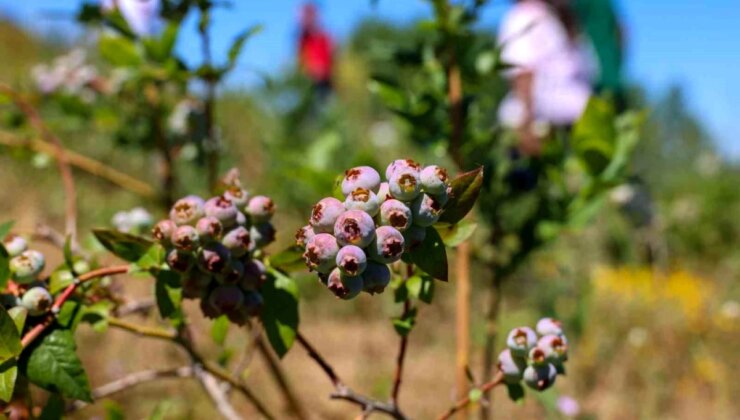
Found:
<box><xmin>250</xmin><ymin>223</ymin><xmax>276</xmax><ymax>249</ymax></box>
<box><xmin>310</xmin><ymin>197</ymin><xmax>345</xmax><ymax>234</ymax></box>
<box><xmin>345</xmin><ymin>188</ymin><xmax>380</xmax><ymax>216</ymax></box>
<box><xmin>222</xmin><ymin>226</ymin><xmax>251</xmax><ymax>257</ymax></box>
<box><xmin>166</xmin><ymin>249</ymin><xmax>193</xmax><ymax>272</ymax></box>
<box><xmin>235</xmin><ymin>211</ymin><xmax>247</xmax><ymax>226</ymax></box>
<box><xmin>169</xmin><ymin>195</ymin><xmax>205</xmax><ymax>226</ymax></box>
<box><xmin>21</xmin><ymin>287</ymin><xmax>53</xmax><ymax>316</ymax></box>
<box><xmin>536</xmin><ymin>317</ymin><xmax>564</xmax><ymax>337</ymax></box>
<box><xmin>334</xmin><ymin>210</ymin><xmax>376</xmax><ymax>248</ymax></box>
<box><xmin>3</xmin><ymin>235</ymin><xmax>27</xmax><ymax>257</ymax></box>
<box><xmin>385</xmin><ymin>159</ymin><xmax>422</xmax><ymax>181</ymax></box>
<box><xmin>506</xmin><ymin>327</ymin><xmax>538</xmax><ymax>358</ymax></box>
<box><xmin>389</xmin><ymin>168</ymin><xmax>421</xmax><ymax>201</ymax></box>
<box><xmin>10</xmin><ymin>250</ymin><xmax>45</xmax><ymax>283</ymax></box>
<box><xmin>182</xmin><ymin>271</ymin><xmax>212</xmax><ymax>299</ymax></box>
<box><xmin>152</xmin><ymin>219</ymin><xmax>177</xmax><ymax>244</ymax></box>
<box><xmin>419</xmin><ymin>165</ymin><xmax>450</xmax><ymax>195</ymax></box>
<box><xmin>410</xmin><ymin>193</ymin><xmax>444</xmax><ymax>227</ymax></box>
<box><xmin>335</xmin><ymin>245</ymin><xmax>367</xmax><ymax>276</ymax></box>
<box><xmin>245</xmin><ymin>196</ymin><xmax>275</xmax><ymax>223</ymax></box>
<box><xmin>198</xmin><ymin>243</ymin><xmax>231</xmax><ymax>273</ymax></box>
<box><xmin>538</xmin><ymin>334</ymin><xmax>568</xmax><ymax>363</ymax></box>
<box><xmin>523</xmin><ymin>364</ymin><xmax>557</xmax><ymax>391</ymax></box>
<box><xmin>196</xmin><ymin>216</ymin><xmax>224</xmax><ymax>242</ymax></box>
<box><xmin>303</xmin><ymin>233</ymin><xmax>339</xmax><ymax>274</ymax></box>
<box><xmin>367</xmin><ymin>226</ymin><xmax>405</xmax><ymax>264</ymax></box>
<box><xmin>402</xmin><ymin>225</ymin><xmax>427</xmax><ymax>250</ymax></box>
<box><xmin>327</xmin><ymin>268</ymin><xmax>363</xmax><ymax>300</ymax></box>
<box><xmin>295</xmin><ymin>225</ymin><xmax>316</xmax><ymax>248</ymax></box>
<box><xmin>379</xmin><ymin>199</ymin><xmax>412</xmax><ymax>232</ymax></box>
<box><xmin>224</xmin><ymin>187</ymin><xmax>250</xmax><ymax>208</ymax></box>
<box><xmin>72</xmin><ymin>260</ymin><xmax>91</xmax><ymax>275</ymax></box>
<box><xmin>204</xmin><ymin>196</ymin><xmax>239</xmax><ymax>227</ymax></box>
<box><xmin>497</xmin><ymin>349</ymin><xmax>527</xmax><ymax>384</ymax></box>
<box><xmin>241</xmin><ymin>260</ymin><xmax>267</xmax><ymax>291</ymax></box>
<box><xmin>341</xmin><ymin>166</ymin><xmax>381</xmax><ymax>195</ymax></box>
<box><xmin>208</xmin><ymin>285</ymin><xmax>245</xmax><ymax>314</ymax></box>
<box><xmin>377</xmin><ymin>182</ymin><xmax>392</xmax><ymax>202</ymax></box>
<box><xmin>528</xmin><ymin>346</ymin><xmax>549</xmax><ymax>367</ymax></box>
<box><xmin>171</xmin><ymin>225</ymin><xmax>200</xmax><ymax>251</ymax></box>
<box><xmin>362</xmin><ymin>262</ymin><xmax>391</xmax><ymax>295</ymax></box>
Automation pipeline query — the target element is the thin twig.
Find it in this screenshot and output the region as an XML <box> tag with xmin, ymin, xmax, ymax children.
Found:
<box><xmin>194</xmin><ymin>364</ymin><xmax>243</xmax><ymax>420</ymax></box>
<box><xmin>107</xmin><ymin>317</ymin><xmax>177</xmax><ymax>340</ymax></box>
<box><xmin>114</xmin><ymin>298</ymin><xmax>156</xmax><ymax>317</ymax></box>
<box><xmin>436</xmin><ymin>372</ymin><xmax>505</xmax><ymax>420</ymax></box>
<box><xmin>255</xmin><ymin>334</ymin><xmax>309</xmax><ymax>419</ymax></box>
<box><xmin>391</xmin><ymin>299</ymin><xmax>411</xmax><ymax>407</ymax></box>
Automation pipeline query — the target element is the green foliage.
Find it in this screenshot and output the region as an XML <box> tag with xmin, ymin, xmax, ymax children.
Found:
<box><xmin>155</xmin><ymin>270</ymin><xmax>183</xmax><ymax>322</ymax></box>
<box><xmin>403</xmin><ymin>227</ymin><xmax>448</xmax><ymax>281</ymax></box>
<box><xmin>23</xmin><ymin>329</ymin><xmax>92</xmax><ymax>402</ymax></box>
<box><xmin>260</xmin><ymin>269</ymin><xmax>299</xmax><ymax>358</ymax></box>
<box><xmin>93</xmin><ymin>229</ymin><xmax>154</xmax><ymax>262</ymax></box>
<box><xmin>0</xmin><ymin>306</ymin><xmax>21</xmax><ymax>402</ymax></box>
<box><xmin>210</xmin><ymin>315</ymin><xmax>230</xmax><ymax>346</ymax></box>
<box><xmin>439</xmin><ymin>166</ymin><xmax>484</xmax><ymax>225</ymax></box>
<box><xmin>392</xmin><ymin>307</ymin><xmax>417</xmax><ymax>336</ymax></box>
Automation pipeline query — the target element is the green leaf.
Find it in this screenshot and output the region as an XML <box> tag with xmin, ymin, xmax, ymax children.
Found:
<box><xmin>99</xmin><ymin>35</ymin><xmax>142</xmax><ymax>67</ymax></box>
<box><xmin>0</xmin><ymin>221</ymin><xmax>13</xmax><ymax>239</ymax></box>
<box><xmin>572</xmin><ymin>97</ymin><xmax>617</xmax><ymax>175</ymax></box>
<box><xmin>104</xmin><ymin>400</ymin><xmax>125</xmax><ymax>420</ymax></box>
<box><xmin>392</xmin><ymin>307</ymin><xmax>417</xmax><ymax>337</ymax></box>
<box><xmin>24</xmin><ymin>329</ymin><xmax>92</xmax><ymax>402</ymax></box>
<box><xmin>226</xmin><ymin>25</ymin><xmax>263</xmax><ymax>72</ymax></box>
<box><xmin>506</xmin><ymin>383</ymin><xmax>525</xmax><ymax>402</ymax></box>
<box><xmin>80</xmin><ymin>301</ymin><xmax>112</xmax><ymax>333</ymax></box>
<box><xmin>148</xmin><ymin>400</ymin><xmax>173</xmax><ymax>420</ymax></box>
<box><xmin>211</xmin><ymin>315</ymin><xmax>229</xmax><ymax>346</ymax></box>
<box><xmin>136</xmin><ymin>244</ymin><xmax>166</xmax><ymax>271</ymax></box>
<box><xmin>49</xmin><ymin>269</ymin><xmax>75</xmax><ymax>295</ymax></box>
<box><xmin>0</xmin><ymin>358</ymin><xmax>17</xmax><ymax>402</ymax></box>
<box><xmin>0</xmin><ymin>307</ymin><xmax>21</xmax><ymax>362</ymax></box>
<box><xmin>155</xmin><ymin>271</ymin><xmax>182</xmax><ymax>321</ymax></box>
<box><xmin>405</xmin><ymin>227</ymin><xmax>448</xmax><ymax>281</ymax></box>
<box><xmin>269</xmin><ymin>246</ymin><xmax>305</xmax><ymax>272</ymax></box>
<box><xmin>404</xmin><ymin>273</ymin><xmax>435</xmax><ymax>304</ymax></box>
<box><xmin>143</xmin><ymin>22</ymin><xmax>179</xmax><ymax>62</ymax></box>
<box><xmin>56</xmin><ymin>300</ymin><xmax>84</xmax><ymax>331</ymax></box>
<box><xmin>39</xmin><ymin>393</ymin><xmax>65</xmax><ymax>420</ymax></box>
<box><xmin>260</xmin><ymin>269</ymin><xmax>299</xmax><ymax>358</ymax></box>
<box><xmin>0</xmin><ymin>245</ymin><xmax>8</xmax><ymax>291</ymax></box>
<box><xmin>438</xmin><ymin>166</ymin><xmax>484</xmax><ymax>225</ymax></box>
<box><xmin>435</xmin><ymin>221</ymin><xmax>477</xmax><ymax>248</ymax></box>
<box><xmin>7</xmin><ymin>307</ymin><xmax>27</xmax><ymax>334</ymax></box>
<box><xmin>93</xmin><ymin>229</ymin><xmax>153</xmax><ymax>262</ymax></box>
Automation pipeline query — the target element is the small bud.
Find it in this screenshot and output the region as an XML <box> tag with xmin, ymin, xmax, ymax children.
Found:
<box><xmin>72</xmin><ymin>260</ymin><xmax>91</xmax><ymax>275</ymax></box>
<box><xmin>21</xmin><ymin>287</ymin><xmax>53</xmax><ymax>316</ymax></box>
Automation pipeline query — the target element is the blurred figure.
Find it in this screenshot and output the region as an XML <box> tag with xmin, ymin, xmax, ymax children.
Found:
<box><xmin>573</xmin><ymin>0</ymin><xmax>626</xmax><ymax>109</ymax></box>
<box><xmin>101</xmin><ymin>0</ymin><xmax>161</xmax><ymax>37</ymax></box>
<box><xmin>498</xmin><ymin>0</ymin><xmax>592</xmax><ymax>156</ymax></box>
<box><xmin>297</xmin><ymin>2</ymin><xmax>334</xmax><ymax>98</ymax></box>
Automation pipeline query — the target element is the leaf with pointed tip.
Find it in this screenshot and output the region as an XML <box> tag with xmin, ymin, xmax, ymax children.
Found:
<box><xmin>155</xmin><ymin>271</ymin><xmax>182</xmax><ymax>322</ymax></box>
<box><xmin>0</xmin><ymin>307</ymin><xmax>21</xmax><ymax>362</ymax></box>
<box><xmin>438</xmin><ymin>166</ymin><xmax>484</xmax><ymax>225</ymax></box>
<box><xmin>269</xmin><ymin>246</ymin><xmax>305</xmax><ymax>272</ymax></box>
<box><xmin>93</xmin><ymin>229</ymin><xmax>153</xmax><ymax>262</ymax></box>
<box><xmin>260</xmin><ymin>269</ymin><xmax>299</xmax><ymax>358</ymax></box>
<box><xmin>405</xmin><ymin>227</ymin><xmax>448</xmax><ymax>281</ymax></box>
<box><xmin>435</xmin><ymin>221</ymin><xmax>477</xmax><ymax>248</ymax></box>
<box><xmin>226</xmin><ymin>25</ymin><xmax>263</xmax><ymax>72</ymax></box>
<box><xmin>211</xmin><ymin>316</ymin><xmax>229</xmax><ymax>346</ymax></box>
<box><xmin>23</xmin><ymin>329</ymin><xmax>92</xmax><ymax>402</ymax></box>
<box><xmin>0</xmin><ymin>358</ymin><xmax>17</xmax><ymax>402</ymax></box>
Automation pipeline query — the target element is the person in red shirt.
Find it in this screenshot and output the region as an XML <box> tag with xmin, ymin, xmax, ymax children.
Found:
<box><xmin>298</xmin><ymin>3</ymin><xmax>334</xmax><ymax>97</ymax></box>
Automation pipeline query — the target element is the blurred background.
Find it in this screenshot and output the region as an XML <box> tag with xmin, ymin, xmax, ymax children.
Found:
<box><xmin>0</xmin><ymin>0</ymin><xmax>738</xmax><ymax>419</ymax></box>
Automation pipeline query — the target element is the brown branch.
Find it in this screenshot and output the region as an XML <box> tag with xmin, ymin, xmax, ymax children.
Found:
<box><xmin>107</xmin><ymin>317</ymin><xmax>177</xmax><ymax>341</ymax></box>
<box><xmin>194</xmin><ymin>365</ymin><xmax>243</xmax><ymax>420</ymax></box>
<box><xmin>255</xmin><ymin>334</ymin><xmax>309</xmax><ymax>419</ymax></box>
<box><xmin>436</xmin><ymin>372</ymin><xmax>505</xmax><ymax>420</ymax></box>
<box><xmin>480</xmin><ymin>275</ymin><xmax>503</xmax><ymax>420</ymax></box>
<box><xmin>391</xmin><ymin>299</ymin><xmax>411</xmax><ymax>407</ymax></box>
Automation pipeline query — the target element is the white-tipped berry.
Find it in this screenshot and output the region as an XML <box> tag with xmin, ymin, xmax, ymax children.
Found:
<box><xmin>379</xmin><ymin>199</ymin><xmax>412</xmax><ymax>232</ymax></box>
<box><xmin>367</xmin><ymin>226</ymin><xmax>405</xmax><ymax>264</ymax></box>
<box><xmin>224</xmin><ymin>187</ymin><xmax>250</xmax><ymax>208</ymax></box>
<box><xmin>3</xmin><ymin>235</ymin><xmax>27</xmax><ymax>257</ymax></box>
<box><xmin>310</xmin><ymin>197</ymin><xmax>345</xmax><ymax>234</ymax></box>
<box><xmin>334</xmin><ymin>210</ymin><xmax>376</xmax><ymax>248</ymax></box>
<box><xmin>385</xmin><ymin>159</ymin><xmax>422</xmax><ymax>181</ymax></box>
<box><xmin>345</xmin><ymin>188</ymin><xmax>380</xmax><ymax>216</ymax></box>
<box><xmin>523</xmin><ymin>364</ymin><xmax>557</xmax><ymax>391</ymax></box>
<box><xmin>169</xmin><ymin>195</ymin><xmax>205</xmax><ymax>226</ymax></box>
<box><xmin>341</xmin><ymin>166</ymin><xmax>381</xmax><ymax>195</ymax></box>
<box><xmin>21</xmin><ymin>287</ymin><xmax>53</xmax><ymax>316</ymax></box>
<box><xmin>10</xmin><ymin>250</ymin><xmax>45</xmax><ymax>283</ymax></box>
<box><xmin>204</xmin><ymin>196</ymin><xmax>239</xmax><ymax>227</ymax></box>
<box><xmin>327</xmin><ymin>268</ymin><xmax>363</xmax><ymax>300</ymax></box>
<box><xmin>222</xmin><ymin>226</ymin><xmax>251</xmax><ymax>257</ymax></box>
<box><xmin>172</xmin><ymin>225</ymin><xmax>200</xmax><ymax>251</ymax></box>
<box><xmin>536</xmin><ymin>317</ymin><xmax>564</xmax><ymax>337</ymax></box>
<box><xmin>245</xmin><ymin>196</ymin><xmax>275</xmax><ymax>223</ymax></box>
<box><xmin>419</xmin><ymin>165</ymin><xmax>450</xmax><ymax>195</ymax></box>
<box><xmin>388</xmin><ymin>168</ymin><xmax>421</xmax><ymax>201</ymax></box>
<box><xmin>335</xmin><ymin>245</ymin><xmax>367</xmax><ymax>276</ymax></box>
<box><xmin>295</xmin><ymin>225</ymin><xmax>316</xmax><ymax>248</ymax></box>
<box><xmin>303</xmin><ymin>233</ymin><xmax>340</xmax><ymax>274</ymax></box>
<box><xmin>410</xmin><ymin>193</ymin><xmax>444</xmax><ymax>227</ymax></box>
<box><xmin>152</xmin><ymin>220</ymin><xmax>177</xmax><ymax>244</ymax></box>
<box><xmin>196</xmin><ymin>216</ymin><xmax>223</xmax><ymax>242</ymax></box>
<box><xmin>498</xmin><ymin>349</ymin><xmax>527</xmax><ymax>384</ymax></box>
<box><xmin>506</xmin><ymin>327</ymin><xmax>538</xmax><ymax>358</ymax></box>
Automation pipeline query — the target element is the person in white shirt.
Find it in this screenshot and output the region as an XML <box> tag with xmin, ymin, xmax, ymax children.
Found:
<box><xmin>498</xmin><ymin>0</ymin><xmax>593</xmax><ymax>156</ymax></box>
<box><xmin>101</xmin><ymin>0</ymin><xmax>161</xmax><ymax>37</ymax></box>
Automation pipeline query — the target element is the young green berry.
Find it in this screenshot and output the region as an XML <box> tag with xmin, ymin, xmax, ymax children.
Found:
<box><xmin>327</xmin><ymin>268</ymin><xmax>363</xmax><ymax>300</ymax></box>
<box><xmin>367</xmin><ymin>226</ymin><xmax>405</xmax><ymax>264</ymax></box>
<box><xmin>361</xmin><ymin>262</ymin><xmax>391</xmax><ymax>295</ymax></box>
<box><xmin>377</xmin><ymin>182</ymin><xmax>392</xmax><ymax>202</ymax></box>
<box><xmin>198</xmin><ymin>243</ymin><xmax>231</xmax><ymax>273</ymax></box>
<box><xmin>245</xmin><ymin>196</ymin><xmax>275</xmax><ymax>223</ymax></box>
<box><xmin>21</xmin><ymin>287</ymin><xmax>53</xmax><ymax>316</ymax></box>
<box><xmin>335</xmin><ymin>245</ymin><xmax>367</xmax><ymax>276</ymax></box>
<box><xmin>385</xmin><ymin>159</ymin><xmax>422</xmax><ymax>181</ymax></box>
<box><xmin>523</xmin><ymin>364</ymin><xmax>557</xmax><ymax>391</ymax></box>
<box><xmin>536</xmin><ymin>317</ymin><xmax>564</xmax><ymax>337</ymax></box>
<box><xmin>538</xmin><ymin>334</ymin><xmax>568</xmax><ymax>363</ymax></box>
<box><xmin>152</xmin><ymin>219</ymin><xmax>177</xmax><ymax>245</ymax></box>
<box><xmin>419</xmin><ymin>165</ymin><xmax>449</xmax><ymax>195</ymax></box>
<box><xmin>295</xmin><ymin>225</ymin><xmax>316</xmax><ymax>248</ymax></box>
<box><xmin>172</xmin><ymin>225</ymin><xmax>200</xmax><ymax>251</ymax></box>
<box><xmin>310</xmin><ymin>197</ymin><xmax>345</xmax><ymax>234</ymax></box>
<box><xmin>169</xmin><ymin>195</ymin><xmax>205</xmax><ymax>226</ymax></box>
<box><xmin>497</xmin><ymin>349</ymin><xmax>527</xmax><ymax>384</ymax></box>
<box><xmin>195</xmin><ymin>216</ymin><xmax>224</xmax><ymax>242</ymax></box>
<box><xmin>250</xmin><ymin>223</ymin><xmax>276</xmax><ymax>249</ymax></box>
<box><xmin>224</xmin><ymin>187</ymin><xmax>250</xmax><ymax>208</ymax></box>
<box><xmin>379</xmin><ymin>199</ymin><xmax>412</xmax><ymax>232</ymax></box>
<box><xmin>334</xmin><ymin>210</ymin><xmax>376</xmax><ymax>248</ymax></box>
<box><xmin>10</xmin><ymin>250</ymin><xmax>45</xmax><ymax>283</ymax></box>
<box><xmin>241</xmin><ymin>260</ymin><xmax>267</xmax><ymax>291</ymax></box>
<box><xmin>3</xmin><ymin>235</ymin><xmax>27</xmax><ymax>257</ymax></box>
<box><xmin>166</xmin><ymin>249</ymin><xmax>193</xmax><ymax>273</ymax></box>
<box><xmin>303</xmin><ymin>233</ymin><xmax>339</xmax><ymax>274</ymax></box>
<box><xmin>410</xmin><ymin>193</ymin><xmax>444</xmax><ymax>227</ymax></box>
<box><xmin>341</xmin><ymin>166</ymin><xmax>381</xmax><ymax>195</ymax></box>
<box><xmin>222</xmin><ymin>226</ymin><xmax>251</xmax><ymax>257</ymax></box>
<box><xmin>182</xmin><ymin>271</ymin><xmax>212</xmax><ymax>299</ymax></box>
<box><xmin>344</xmin><ymin>188</ymin><xmax>380</xmax><ymax>216</ymax></box>
<box><xmin>208</xmin><ymin>285</ymin><xmax>245</xmax><ymax>314</ymax></box>
<box><xmin>506</xmin><ymin>327</ymin><xmax>538</xmax><ymax>358</ymax></box>
<box><xmin>389</xmin><ymin>168</ymin><xmax>421</xmax><ymax>201</ymax></box>
<box><xmin>402</xmin><ymin>225</ymin><xmax>427</xmax><ymax>250</ymax></box>
<box><xmin>72</xmin><ymin>260</ymin><xmax>91</xmax><ymax>275</ymax></box>
<box><xmin>204</xmin><ymin>196</ymin><xmax>239</xmax><ymax>227</ymax></box>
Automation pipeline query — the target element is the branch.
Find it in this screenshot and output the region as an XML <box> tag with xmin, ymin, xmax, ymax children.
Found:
<box><xmin>391</xmin><ymin>299</ymin><xmax>411</xmax><ymax>406</ymax></box>
<box><xmin>114</xmin><ymin>298</ymin><xmax>156</xmax><ymax>317</ymax></box>
<box><xmin>255</xmin><ymin>334</ymin><xmax>309</xmax><ymax>419</ymax></box>
<box><xmin>107</xmin><ymin>317</ymin><xmax>177</xmax><ymax>341</ymax></box>
<box><xmin>21</xmin><ymin>265</ymin><xmax>131</xmax><ymax>348</ymax></box>
<box><xmin>194</xmin><ymin>365</ymin><xmax>243</xmax><ymax>420</ymax></box>
<box><xmin>436</xmin><ymin>372</ymin><xmax>505</xmax><ymax>420</ymax></box>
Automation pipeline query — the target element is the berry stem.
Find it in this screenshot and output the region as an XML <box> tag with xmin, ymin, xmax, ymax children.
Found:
<box><xmin>391</xmin><ymin>298</ymin><xmax>411</xmax><ymax>406</ymax></box>
<box><xmin>436</xmin><ymin>372</ymin><xmax>505</xmax><ymax>420</ymax></box>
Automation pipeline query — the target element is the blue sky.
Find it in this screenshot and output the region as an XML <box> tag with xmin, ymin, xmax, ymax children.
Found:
<box><xmin>1</xmin><ymin>1</ymin><xmax>738</xmax><ymax>157</ymax></box>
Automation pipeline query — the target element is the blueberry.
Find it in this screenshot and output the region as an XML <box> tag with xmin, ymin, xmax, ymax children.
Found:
<box><xmin>242</xmin><ymin>291</ymin><xmax>264</xmax><ymax>317</ymax></box>
<box><xmin>497</xmin><ymin>349</ymin><xmax>527</xmax><ymax>384</ymax></box>
<box><xmin>224</xmin><ymin>187</ymin><xmax>250</xmax><ymax>208</ymax></box>
<box><xmin>241</xmin><ymin>260</ymin><xmax>267</xmax><ymax>291</ymax></box>
<box><xmin>537</xmin><ymin>334</ymin><xmax>568</xmax><ymax>363</ymax></box>
<box><xmin>536</xmin><ymin>317</ymin><xmax>564</xmax><ymax>337</ymax></box>
<box><xmin>3</xmin><ymin>235</ymin><xmax>27</xmax><ymax>257</ymax></box>
<box><xmin>385</xmin><ymin>159</ymin><xmax>422</xmax><ymax>181</ymax></box>
<box><xmin>222</xmin><ymin>226</ymin><xmax>251</xmax><ymax>257</ymax></box>
<box><xmin>376</xmin><ymin>182</ymin><xmax>392</xmax><ymax>202</ymax></box>
<box><xmin>334</xmin><ymin>210</ymin><xmax>376</xmax><ymax>248</ymax></box>
<box><xmin>169</xmin><ymin>195</ymin><xmax>205</xmax><ymax>226</ymax></box>
<box><xmin>389</xmin><ymin>168</ymin><xmax>421</xmax><ymax>201</ymax></box>
<box><xmin>208</xmin><ymin>285</ymin><xmax>244</xmax><ymax>314</ymax></box>
<box><xmin>362</xmin><ymin>262</ymin><xmax>391</xmax><ymax>295</ymax></box>
<box><xmin>245</xmin><ymin>196</ymin><xmax>275</xmax><ymax>223</ymax></box>
<box><xmin>198</xmin><ymin>242</ymin><xmax>231</xmax><ymax>274</ymax></box>
<box><xmin>528</xmin><ymin>346</ymin><xmax>549</xmax><ymax>367</ymax></box>
<box><xmin>335</xmin><ymin>245</ymin><xmax>368</xmax><ymax>276</ymax></box>
<box><xmin>344</xmin><ymin>188</ymin><xmax>380</xmax><ymax>216</ymax></box>
<box><xmin>10</xmin><ymin>250</ymin><xmax>45</xmax><ymax>283</ymax></box>
<box><xmin>506</xmin><ymin>327</ymin><xmax>538</xmax><ymax>358</ymax></box>
<box><xmin>166</xmin><ymin>249</ymin><xmax>193</xmax><ymax>273</ymax></box>
<box><xmin>152</xmin><ymin>220</ymin><xmax>177</xmax><ymax>245</ymax></box>
<box><xmin>295</xmin><ymin>225</ymin><xmax>316</xmax><ymax>248</ymax></box>
<box><xmin>341</xmin><ymin>166</ymin><xmax>381</xmax><ymax>195</ymax></box>
<box><xmin>367</xmin><ymin>226</ymin><xmax>405</xmax><ymax>264</ymax></box>
<box><xmin>172</xmin><ymin>225</ymin><xmax>200</xmax><ymax>251</ymax></box>
<box><xmin>326</xmin><ymin>268</ymin><xmax>363</xmax><ymax>300</ymax></box>
<box><xmin>250</xmin><ymin>223</ymin><xmax>276</xmax><ymax>249</ymax></box>
<box><xmin>310</xmin><ymin>197</ymin><xmax>345</xmax><ymax>234</ymax></box>
<box><xmin>196</xmin><ymin>216</ymin><xmax>224</xmax><ymax>242</ymax></box>
<box><xmin>379</xmin><ymin>199</ymin><xmax>412</xmax><ymax>232</ymax></box>
<box><xmin>21</xmin><ymin>286</ymin><xmax>53</xmax><ymax>316</ymax></box>
<box><xmin>182</xmin><ymin>271</ymin><xmax>212</xmax><ymax>299</ymax></box>
<box><xmin>402</xmin><ymin>225</ymin><xmax>427</xmax><ymax>251</ymax></box>
<box><xmin>523</xmin><ymin>364</ymin><xmax>557</xmax><ymax>391</ymax></box>
<box><xmin>419</xmin><ymin>165</ymin><xmax>450</xmax><ymax>195</ymax></box>
<box><xmin>303</xmin><ymin>233</ymin><xmax>340</xmax><ymax>274</ymax></box>
<box><xmin>235</xmin><ymin>211</ymin><xmax>247</xmax><ymax>226</ymax></box>
<box><xmin>204</xmin><ymin>196</ymin><xmax>239</xmax><ymax>227</ymax></box>
<box><xmin>410</xmin><ymin>193</ymin><xmax>444</xmax><ymax>227</ymax></box>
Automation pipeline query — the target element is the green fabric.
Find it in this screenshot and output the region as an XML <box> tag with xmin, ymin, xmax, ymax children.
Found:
<box><xmin>574</xmin><ymin>0</ymin><xmax>623</xmax><ymax>94</ymax></box>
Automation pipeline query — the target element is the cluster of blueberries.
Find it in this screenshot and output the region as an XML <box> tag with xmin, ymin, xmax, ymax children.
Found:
<box><xmin>498</xmin><ymin>318</ymin><xmax>569</xmax><ymax>391</ymax></box>
<box><xmin>297</xmin><ymin>159</ymin><xmax>451</xmax><ymax>299</ymax></box>
<box><xmin>2</xmin><ymin>235</ymin><xmax>54</xmax><ymax>317</ymax></box>
<box><xmin>153</xmin><ymin>175</ymin><xmax>276</xmax><ymax>325</ymax></box>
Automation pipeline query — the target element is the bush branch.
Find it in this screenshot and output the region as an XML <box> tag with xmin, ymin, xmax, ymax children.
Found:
<box><xmin>436</xmin><ymin>372</ymin><xmax>505</xmax><ymax>420</ymax></box>
<box><xmin>391</xmin><ymin>299</ymin><xmax>411</xmax><ymax>407</ymax></box>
